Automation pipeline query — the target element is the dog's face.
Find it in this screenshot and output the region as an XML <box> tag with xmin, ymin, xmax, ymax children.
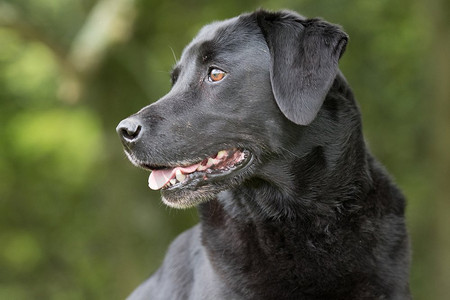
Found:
<box><xmin>117</xmin><ymin>10</ymin><xmax>348</xmax><ymax>208</ymax></box>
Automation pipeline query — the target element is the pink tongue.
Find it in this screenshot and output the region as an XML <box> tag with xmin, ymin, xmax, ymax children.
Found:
<box><xmin>148</xmin><ymin>164</ymin><xmax>200</xmax><ymax>190</ymax></box>
<box><xmin>148</xmin><ymin>169</ymin><xmax>173</xmax><ymax>190</ymax></box>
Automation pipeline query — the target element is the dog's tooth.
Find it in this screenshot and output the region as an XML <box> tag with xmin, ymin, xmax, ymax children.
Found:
<box><xmin>177</xmin><ymin>173</ymin><xmax>186</xmax><ymax>182</ymax></box>
<box><xmin>216</xmin><ymin>150</ymin><xmax>227</xmax><ymax>159</ymax></box>
<box><xmin>207</xmin><ymin>157</ymin><xmax>221</xmax><ymax>167</ymax></box>
<box><xmin>175</xmin><ymin>169</ymin><xmax>186</xmax><ymax>182</ymax></box>
<box><xmin>207</xmin><ymin>158</ymin><xmax>215</xmax><ymax>167</ymax></box>
<box><xmin>170</xmin><ymin>179</ymin><xmax>177</xmax><ymax>185</ymax></box>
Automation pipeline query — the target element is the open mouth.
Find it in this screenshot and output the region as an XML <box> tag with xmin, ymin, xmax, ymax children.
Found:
<box><xmin>146</xmin><ymin>148</ymin><xmax>252</xmax><ymax>191</ymax></box>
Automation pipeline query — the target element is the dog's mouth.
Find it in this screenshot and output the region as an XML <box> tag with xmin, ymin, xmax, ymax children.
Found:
<box><xmin>145</xmin><ymin>148</ymin><xmax>252</xmax><ymax>191</ymax></box>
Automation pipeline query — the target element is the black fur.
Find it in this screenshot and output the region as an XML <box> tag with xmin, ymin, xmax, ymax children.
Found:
<box><xmin>256</xmin><ymin>11</ymin><xmax>348</xmax><ymax>125</ymax></box>
<box><xmin>117</xmin><ymin>9</ymin><xmax>411</xmax><ymax>300</ymax></box>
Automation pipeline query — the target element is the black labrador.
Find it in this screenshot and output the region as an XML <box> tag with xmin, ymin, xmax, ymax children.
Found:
<box><xmin>117</xmin><ymin>9</ymin><xmax>411</xmax><ymax>300</ymax></box>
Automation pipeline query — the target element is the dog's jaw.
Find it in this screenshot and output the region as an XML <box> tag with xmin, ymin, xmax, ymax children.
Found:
<box><xmin>148</xmin><ymin>149</ymin><xmax>248</xmax><ymax>190</ymax></box>
<box><xmin>158</xmin><ymin>150</ymin><xmax>255</xmax><ymax>208</ymax></box>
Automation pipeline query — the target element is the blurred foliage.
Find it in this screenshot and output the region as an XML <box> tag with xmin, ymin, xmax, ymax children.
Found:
<box><xmin>0</xmin><ymin>0</ymin><xmax>448</xmax><ymax>299</ymax></box>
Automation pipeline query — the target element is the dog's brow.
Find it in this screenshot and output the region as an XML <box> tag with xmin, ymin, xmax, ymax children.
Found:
<box><xmin>198</xmin><ymin>41</ymin><xmax>217</xmax><ymax>64</ymax></box>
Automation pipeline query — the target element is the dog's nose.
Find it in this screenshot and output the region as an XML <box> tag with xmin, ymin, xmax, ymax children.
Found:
<box><xmin>116</xmin><ymin>117</ymin><xmax>143</xmax><ymax>143</ymax></box>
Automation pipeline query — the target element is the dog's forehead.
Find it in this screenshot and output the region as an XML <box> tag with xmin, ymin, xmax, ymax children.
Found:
<box><xmin>192</xmin><ymin>17</ymin><xmax>240</xmax><ymax>45</ymax></box>
<box><xmin>179</xmin><ymin>15</ymin><xmax>260</xmax><ymax>61</ymax></box>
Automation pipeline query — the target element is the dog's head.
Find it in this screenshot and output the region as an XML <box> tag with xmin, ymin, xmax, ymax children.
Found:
<box><xmin>117</xmin><ymin>10</ymin><xmax>348</xmax><ymax>208</ymax></box>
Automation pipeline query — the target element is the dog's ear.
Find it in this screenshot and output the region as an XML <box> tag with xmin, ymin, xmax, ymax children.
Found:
<box><xmin>256</xmin><ymin>10</ymin><xmax>348</xmax><ymax>125</ymax></box>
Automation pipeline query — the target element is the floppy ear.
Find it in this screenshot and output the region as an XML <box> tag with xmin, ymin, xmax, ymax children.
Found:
<box><xmin>256</xmin><ymin>10</ymin><xmax>348</xmax><ymax>125</ymax></box>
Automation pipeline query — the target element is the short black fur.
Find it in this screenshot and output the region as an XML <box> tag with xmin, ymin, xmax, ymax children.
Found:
<box><xmin>117</xmin><ymin>9</ymin><xmax>411</xmax><ymax>300</ymax></box>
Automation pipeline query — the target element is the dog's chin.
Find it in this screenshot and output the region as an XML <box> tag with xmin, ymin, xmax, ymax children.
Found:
<box><xmin>161</xmin><ymin>184</ymin><xmax>225</xmax><ymax>209</ymax></box>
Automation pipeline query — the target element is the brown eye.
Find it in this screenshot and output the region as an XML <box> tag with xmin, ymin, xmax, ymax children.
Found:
<box><xmin>208</xmin><ymin>68</ymin><xmax>226</xmax><ymax>82</ymax></box>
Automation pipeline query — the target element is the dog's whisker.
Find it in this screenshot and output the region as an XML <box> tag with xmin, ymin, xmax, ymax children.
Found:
<box><xmin>169</xmin><ymin>46</ymin><xmax>178</xmax><ymax>65</ymax></box>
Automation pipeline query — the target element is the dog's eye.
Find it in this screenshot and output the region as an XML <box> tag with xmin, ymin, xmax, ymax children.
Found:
<box><xmin>208</xmin><ymin>68</ymin><xmax>226</xmax><ymax>82</ymax></box>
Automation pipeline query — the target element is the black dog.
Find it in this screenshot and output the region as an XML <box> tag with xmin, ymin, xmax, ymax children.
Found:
<box><xmin>117</xmin><ymin>9</ymin><xmax>411</xmax><ymax>300</ymax></box>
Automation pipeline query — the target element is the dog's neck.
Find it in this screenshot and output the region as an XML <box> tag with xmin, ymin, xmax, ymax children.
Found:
<box><xmin>197</xmin><ymin>148</ymin><xmax>374</xmax><ymax>298</ymax></box>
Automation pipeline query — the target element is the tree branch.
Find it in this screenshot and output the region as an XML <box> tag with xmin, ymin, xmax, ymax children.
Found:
<box><xmin>0</xmin><ymin>0</ymin><xmax>137</xmax><ymax>103</ymax></box>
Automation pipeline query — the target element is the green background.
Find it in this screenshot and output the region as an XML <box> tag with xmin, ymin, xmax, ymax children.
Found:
<box><xmin>0</xmin><ymin>0</ymin><xmax>449</xmax><ymax>299</ymax></box>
